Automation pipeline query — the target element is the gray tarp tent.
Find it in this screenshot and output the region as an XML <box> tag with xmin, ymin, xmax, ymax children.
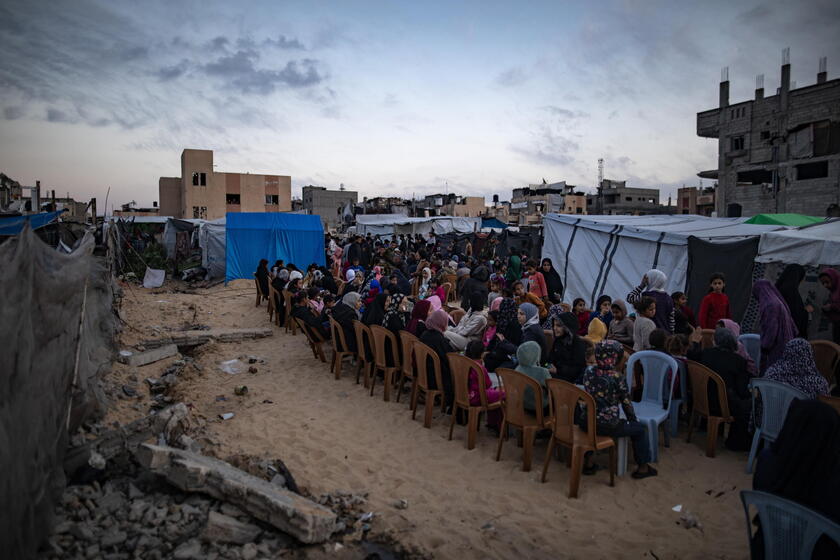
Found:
<box><xmin>198</xmin><ymin>218</ymin><xmax>226</xmax><ymax>280</ymax></box>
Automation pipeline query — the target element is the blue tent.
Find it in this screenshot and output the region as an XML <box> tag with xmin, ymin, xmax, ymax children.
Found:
<box><xmin>481</xmin><ymin>217</ymin><xmax>508</xmax><ymax>229</ymax></box>
<box><xmin>0</xmin><ymin>210</ymin><xmax>65</xmax><ymax>236</ymax></box>
<box><xmin>225</xmin><ymin>213</ymin><xmax>325</xmax><ymax>282</ymax></box>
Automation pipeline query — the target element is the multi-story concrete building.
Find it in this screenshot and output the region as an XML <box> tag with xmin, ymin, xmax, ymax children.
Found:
<box><xmin>677</xmin><ymin>186</ymin><xmax>716</xmax><ymax>216</ymax></box>
<box><xmin>441</xmin><ymin>196</ymin><xmax>485</xmax><ymax>217</ymax></box>
<box><xmin>302</xmin><ymin>186</ymin><xmax>358</xmax><ymax>229</ymax></box>
<box><xmin>696</xmin><ymin>54</ymin><xmax>840</xmax><ymax>217</ymax></box>
<box><xmin>587</xmin><ymin>179</ymin><xmax>661</xmax><ymax>215</ymax></box>
<box><xmin>511</xmin><ymin>181</ymin><xmax>588</xmax><ymax>217</ymax></box>
<box><xmin>158</xmin><ymin>149</ymin><xmax>291</xmax><ymax>220</ymax></box>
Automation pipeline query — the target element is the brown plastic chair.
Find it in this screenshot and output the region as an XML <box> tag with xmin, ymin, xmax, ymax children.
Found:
<box><xmin>255</xmin><ymin>277</ymin><xmax>267</xmax><ymax>307</ymax></box>
<box><xmin>411</xmin><ymin>340</ymin><xmax>446</xmax><ymax>428</ymax></box>
<box><xmin>441</xmin><ymin>282</ymin><xmax>453</xmax><ymax>305</ymax></box>
<box><xmin>397</xmin><ymin>330</ymin><xmax>420</xmax><ymax>405</ymax></box>
<box><xmin>352</xmin><ymin>320</ymin><xmax>374</xmax><ymax>388</ymax></box>
<box><xmin>283</xmin><ymin>291</ymin><xmax>297</xmax><ymax>335</ymax></box>
<box><xmin>328</xmin><ymin>316</ymin><xmax>354</xmax><ymax>380</ymax></box>
<box><xmin>810</xmin><ymin>340</ymin><xmax>840</xmax><ymax>385</ymax></box>
<box><xmin>541</xmin><ymin>379</ymin><xmax>616</xmax><ymax>497</ymax></box>
<box><xmin>447</xmin><ymin>353</ymin><xmax>503</xmax><ymax>450</ymax></box>
<box><xmin>621</xmin><ymin>343</ymin><xmax>635</xmax><ymax>356</ymax></box>
<box><xmin>267</xmin><ymin>283</ymin><xmax>282</xmax><ymax>326</ymax></box>
<box><xmin>370</xmin><ymin>325</ymin><xmax>402</xmax><ymax>401</ymax></box>
<box><xmin>295</xmin><ymin>317</ymin><xmax>327</xmax><ymax>363</ymax></box>
<box><xmin>543</xmin><ymin>329</ymin><xmax>555</xmax><ymax>351</ymax></box>
<box><xmin>685</xmin><ymin>360</ymin><xmax>733</xmax><ymax>457</ymax></box>
<box><xmin>818</xmin><ymin>394</ymin><xmax>840</xmax><ymax>415</ymax></box>
<box><xmin>494</xmin><ymin>368</ymin><xmax>552</xmax><ymax>472</ymax></box>
<box><xmin>700</xmin><ymin>328</ymin><xmax>715</xmax><ymax>349</ymax></box>
<box><xmin>449</xmin><ymin>308</ymin><xmax>466</xmax><ymax>326</ymax></box>
<box><xmin>444</xmin><ymin>274</ymin><xmax>458</xmax><ymax>303</ymax></box>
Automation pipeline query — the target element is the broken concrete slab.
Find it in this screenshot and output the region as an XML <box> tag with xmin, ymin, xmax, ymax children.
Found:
<box><xmin>119</xmin><ymin>344</ymin><xmax>179</xmax><ymax>366</ymax></box>
<box><xmin>135</xmin><ymin>444</ymin><xmax>336</xmax><ymax>544</ymax></box>
<box><xmin>141</xmin><ymin>328</ymin><xmax>273</xmax><ymax>349</ymax></box>
<box><xmin>202</xmin><ymin>511</ymin><xmax>261</xmax><ymax>544</ymax></box>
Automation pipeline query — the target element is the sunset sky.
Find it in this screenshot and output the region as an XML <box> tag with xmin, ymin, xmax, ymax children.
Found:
<box><xmin>1</xmin><ymin>0</ymin><xmax>838</xmax><ymax>211</ymax></box>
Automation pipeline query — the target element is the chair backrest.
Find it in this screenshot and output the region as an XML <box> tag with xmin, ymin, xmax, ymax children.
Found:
<box><xmin>740</xmin><ymin>490</ymin><xmax>840</xmax><ymax>560</ymax></box>
<box><xmin>686</xmin><ymin>360</ymin><xmax>730</xmax><ymax>418</ymax></box>
<box><xmin>810</xmin><ymin>340</ymin><xmax>840</xmax><ymax>384</ymax></box>
<box><xmin>700</xmin><ymin>328</ymin><xmax>715</xmax><ymax>350</ymax></box>
<box><xmin>450</xmin><ymin>308</ymin><xmax>466</xmax><ymax>326</ymax></box>
<box><xmin>352</xmin><ymin>320</ymin><xmax>373</xmax><ymax>361</ymax></box>
<box><xmin>496</xmin><ymin>368</ymin><xmax>545</xmax><ymax>427</ymax></box>
<box><xmin>546</xmin><ymin>379</ymin><xmax>596</xmax><ymax>449</ymax></box>
<box><xmin>370</xmin><ymin>325</ymin><xmax>400</xmax><ymax>369</ymax></box>
<box><xmin>739</xmin><ymin>333</ymin><xmax>761</xmax><ymax>367</ymax></box>
<box><xmin>329</xmin><ymin>316</ymin><xmax>349</xmax><ymax>353</ymax></box>
<box><xmin>412</xmin><ymin>340</ymin><xmax>443</xmax><ymax>392</ymax></box>
<box><xmin>441</xmin><ymin>282</ymin><xmax>452</xmax><ymax>303</ymax></box>
<box><xmin>543</xmin><ymin>329</ymin><xmax>555</xmax><ymax>352</ymax></box>
<box><xmin>447</xmin><ymin>353</ymin><xmax>488</xmax><ymax>408</ymax></box>
<box><xmin>625</xmin><ymin>350</ymin><xmax>679</xmax><ymax>411</ymax></box>
<box><xmin>751</xmin><ymin>378</ymin><xmax>808</xmax><ymax>440</ymax></box>
<box><xmin>818</xmin><ymin>395</ymin><xmax>840</xmax><ymax>416</ymax></box>
<box><xmin>399</xmin><ymin>330</ymin><xmax>419</xmax><ymax>379</ymax></box>
<box><xmin>621</xmin><ymin>343</ymin><xmax>635</xmax><ymax>356</ymax></box>
<box><xmin>255</xmin><ymin>277</ymin><xmax>265</xmax><ymax>298</ymax></box>
<box><xmin>445</xmin><ymin>274</ymin><xmax>457</xmax><ymax>300</ymax></box>
<box><xmin>283</xmin><ymin>290</ymin><xmax>293</xmax><ymax>311</ymax></box>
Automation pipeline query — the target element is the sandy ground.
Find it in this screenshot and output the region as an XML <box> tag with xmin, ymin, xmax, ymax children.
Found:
<box><xmin>108</xmin><ymin>279</ymin><xmax>753</xmax><ymax>559</ymax></box>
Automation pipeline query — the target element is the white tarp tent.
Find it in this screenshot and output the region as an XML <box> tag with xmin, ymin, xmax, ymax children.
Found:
<box><xmin>542</xmin><ymin>214</ymin><xmax>786</xmax><ymax>308</ymax></box>
<box><xmin>163</xmin><ymin>218</ymin><xmax>205</xmax><ymax>258</ymax></box>
<box><xmin>755</xmin><ymin>219</ymin><xmax>840</xmax><ymax>266</ymax></box>
<box><xmin>355</xmin><ymin>215</ymin><xmax>480</xmax><ymax>238</ymax></box>
<box><xmin>198</xmin><ymin>218</ymin><xmax>226</xmax><ymax>280</ymax></box>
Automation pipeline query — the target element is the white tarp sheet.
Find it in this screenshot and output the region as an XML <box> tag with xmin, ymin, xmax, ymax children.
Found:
<box><xmin>198</xmin><ymin>218</ymin><xmax>226</xmax><ymax>280</ymax></box>
<box><xmin>542</xmin><ymin>214</ymin><xmax>786</xmax><ymax>307</ymax></box>
<box><xmin>756</xmin><ymin>220</ymin><xmax>840</xmax><ymax>266</ymax></box>
<box><xmin>355</xmin><ymin>215</ymin><xmax>479</xmax><ymax>237</ymax></box>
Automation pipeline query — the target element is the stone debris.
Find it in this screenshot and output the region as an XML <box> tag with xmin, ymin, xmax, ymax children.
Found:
<box><xmin>141</xmin><ymin>328</ymin><xmax>273</xmax><ymax>349</ymax></box>
<box><xmin>118</xmin><ymin>344</ymin><xmax>179</xmax><ymax>367</ymax></box>
<box><xmin>202</xmin><ymin>511</ymin><xmax>261</xmax><ymax>544</ymax></box>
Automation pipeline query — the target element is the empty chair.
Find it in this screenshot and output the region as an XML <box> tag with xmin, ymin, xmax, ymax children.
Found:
<box><xmin>295</xmin><ymin>318</ymin><xmax>327</xmax><ymax>363</ymax></box>
<box><xmin>447</xmin><ymin>353</ymin><xmax>503</xmax><ymax>450</ymax></box>
<box><xmin>495</xmin><ymin>368</ymin><xmax>552</xmax><ymax>472</ymax></box>
<box><xmin>411</xmin><ymin>340</ymin><xmax>446</xmax><ymax>428</ymax></box>
<box><xmin>740</xmin><ymin>490</ymin><xmax>840</xmax><ymax>560</ymax></box>
<box><xmin>810</xmin><ymin>340</ymin><xmax>840</xmax><ymax>386</ymax></box>
<box><xmin>396</xmin><ymin>330</ymin><xmax>420</xmax><ymax>405</ymax></box>
<box><xmin>441</xmin><ymin>282</ymin><xmax>453</xmax><ymax>305</ymax></box>
<box><xmin>369</xmin><ymin>325</ymin><xmax>402</xmax><ymax>401</ymax></box>
<box><xmin>624</xmin><ymin>351</ymin><xmax>679</xmax><ymax>462</ymax></box>
<box><xmin>685</xmin><ymin>360</ymin><xmax>734</xmax><ymax>457</ymax></box>
<box><xmin>541</xmin><ymin>379</ymin><xmax>616</xmax><ymax>498</ymax></box>
<box><xmin>746</xmin><ymin>378</ymin><xmax>808</xmax><ymax>474</ymax></box>
<box><xmin>700</xmin><ymin>328</ymin><xmax>715</xmax><ymax>349</ymax></box>
<box><xmin>449</xmin><ymin>308</ymin><xmax>466</xmax><ymax>326</ymax></box>
<box><xmin>739</xmin><ymin>334</ymin><xmax>761</xmax><ymax>370</ymax></box>
<box><xmin>328</xmin><ymin>316</ymin><xmax>354</xmax><ymax>380</ymax></box>
<box><xmin>352</xmin><ymin>320</ymin><xmax>374</xmax><ymax>388</ymax></box>
<box><xmin>444</xmin><ymin>274</ymin><xmax>458</xmax><ymax>303</ymax></box>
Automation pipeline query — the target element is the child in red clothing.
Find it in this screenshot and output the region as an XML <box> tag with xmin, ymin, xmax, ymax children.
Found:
<box><xmin>572</xmin><ymin>298</ymin><xmax>590</xmax><ymax>336</ymax></box>
<box><xmin>698</xmin><ymin>272</ymin><xmax>730</xmax><ymax>329</ymax></box>
<box><xmin>465</xmin><ymin>341</ymin><xmax>504</xmax><ymax>430</ymax></box>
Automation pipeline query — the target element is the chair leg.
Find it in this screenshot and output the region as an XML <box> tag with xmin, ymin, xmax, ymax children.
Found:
<box><xmin>608</xmin><ymin>446</ymin><xmax>616</xmax><ymax>487</ymax></box>
<box><xmin>369</xmin><ymin>366</ymin><xmax>377</xmax><ymax>396</ymax></box>
<box><xmin>569</xmin><ymin>446</ymin><xmax>584</xmax><ymax>498</ymax></box>
<box><xmin>411</xmin><ymin>388</ymin><xmax>421</xmax><ymax>420</ymax></box>
<box><xmin>383</xmin><ymin>368</ymin><xmax>393</xmax><ymax>402</ymax></box>
<box><xmin>395</xmin><ymin>373</ymin><xmax>405</xmax><ymax>403</ymax></box>
<box><xmin>686</xmin><ymin>410</ymin><xmax>696</xmax><ymax>443</ymax></box>
<box><xmin>335</xmin><ymin>355</ymin><xmax>343</xmax><ymax>380</ymax></box>
<box><xmin>522</xmin><ymin>427</ymin><xmax>536</xmax><ymax>472</ymax></box>
<box><xmin>745</xmin><ymin>429</ymin><xmax>762</xmax><ymax>474</ymax></box>
<box><xmin>541</xmin><ymin>437</ymin><xmax>556</xmax><ymax>483</ymax></box>
<box><xmin>448</xmin><ymin>405</ymin><xmax>458</xmax><ymax>441</ymax></box>
<box><xmin>706</xmin><ymin>418</ymin><xmax>720</xmax><ymax>458</ymax></box>
<box><xmin>495</xmin><ymin>419</ymin><xmax>507</xmax><ymax>462</ymax></box>
<box><xmin>423</xmin><ymin>392</ymin><xmax>436</xmax><ymax>429</ymax></box>
<box><xmin>467</xmin><ymin>408</ymin><xmax>479</xmax><ymax>450</ymax></box>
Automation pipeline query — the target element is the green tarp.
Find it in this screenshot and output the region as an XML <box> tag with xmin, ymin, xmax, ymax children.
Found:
<box><xmin>744</xmin><ymin>213</ymin><xmax>823</xmax><ymax>226</ymax></box>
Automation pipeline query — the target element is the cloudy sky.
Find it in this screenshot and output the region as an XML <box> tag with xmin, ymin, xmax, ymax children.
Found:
<box><xmin>1</xmin><ymin>0</ymin><xmax>838</xmax><ymax>210</ymax></box>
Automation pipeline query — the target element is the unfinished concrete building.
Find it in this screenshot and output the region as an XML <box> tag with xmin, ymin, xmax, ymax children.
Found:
<box><xmin>302</xmin><ymin>186</ymin><xmax>358</xmax><ymax>229</ymax></box>
<box><xmin>587</xmin><ymin>179</ymin><xmax>661</xmax><ymax>215</ymax></box>
<box><xmin>697</xmin><ymin>53</ymin><xmax>840</xmax><ymax>217</ymax></box>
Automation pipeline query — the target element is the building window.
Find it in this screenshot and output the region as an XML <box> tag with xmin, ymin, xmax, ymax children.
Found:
<box><xmin>226</xmin><ymin>193</ymin><xmax>241</xmax><ymax>204</ymax></box>
<box><xmin>192</xmin><ymin>173</ymin><xmax>199</xmax><ymax>186</ymax></box>
<box><xmin>200</xmin><ymin>172</ymin><xmax>207</xmax><ymax>186</ymax></box>
<box><xmin>192</xmin><ymin>206</ymin><xmax>207</xmax><ymax>219</ymax></box>
<box><xmin>796</xmin><ymin>161</ymin><xmax>829</xmax><ymax>180</ymax></box>
<box><xmin>576</xmin><ymin>207</ymin><xmax>583</xmax><ymax>214</ymax></box>
<box><xmin>760</xmin><ymin>130</ymin><xmax>770</xmax><ymax>140</ymax></box>
<box><xmin>730</xmin><ymin>136</ymin><xmax>745</xmax><ymax>151</ymax></box>
<box><xmin>625</xmin><ymin>197</ymin><xmax>632</xmax><ymax>202</ymax></box>
<box><xmin>265</xmin><ymin>194</ymin><xmax>279</xmax><ymax>205</ymax></box>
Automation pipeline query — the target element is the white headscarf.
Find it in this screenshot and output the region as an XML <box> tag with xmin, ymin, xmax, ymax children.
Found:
<box><xmin>285</xmin><ymin>270</ymin><xmax>303</xmax><ymax>290</ymax></box>
<box><xmin>645</xmin><ymin>269</ymin><xmax>668</xmax><ymax>292</ymax></box>
<box><xmin>346</xmin><ymin>269</ymin><xmax>356</xmax><ymax>282</ymax></box>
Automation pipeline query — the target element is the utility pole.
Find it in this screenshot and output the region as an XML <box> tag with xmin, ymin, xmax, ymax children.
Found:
<box><xmin>597</xmin><ymin>159</ymin><xmax>604</xmax><ymax>214</ymax></box>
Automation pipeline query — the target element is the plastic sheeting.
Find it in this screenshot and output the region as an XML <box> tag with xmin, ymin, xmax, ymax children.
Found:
<box><xmin>225</xmin><ymin>212</ymin><xmax>325</xmax><ymax>282</ymax></box>
<box><xmin>686</xmin><ymin>236</ymin><xmax>760</xmax><ymax>323</ymax></box>
<box><xmin>163</xmin><ymin>218</ymin><xmax>204</xmax><ymax>258</ymax></box>
<box><xmin>355</xmin><ymin>215</ymin><xmax>480</xmax><ymax>237</ymax></box>
<box><xmin>199</xmin><ymin>218</ymin><xmax>226</xmax><ymax>280</ymax></box>
<box><xmin>0</xmin><ymin>210</ymin><xmax>65</xmax><ymax>235</ymax></box>
<box><xmin>756</xmin><ymin>220</ymin><xmax>840</xmax><ymax>266</ymax></box>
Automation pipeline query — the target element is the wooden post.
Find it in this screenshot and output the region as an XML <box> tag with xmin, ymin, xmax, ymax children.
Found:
<box><xmin>90</xmin><ymin>198</ymin><xmax>97</xmax><ymax>225</ymax></box>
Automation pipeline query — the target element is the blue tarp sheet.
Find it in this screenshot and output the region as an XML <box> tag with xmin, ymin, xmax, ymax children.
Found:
<box><xmin>0</xmin><ymin>210</ymin><xmax>65</xmax><ymax>235</ymax></box>
<box><xmin>225</xmin><ymin>212</ymin><xmax>325</xmax><ymax>282</ymax></box>
<box><xmin>481</xmin><ymin>217</ymin><xmax>508</xmax><ymax>229</ymax></box>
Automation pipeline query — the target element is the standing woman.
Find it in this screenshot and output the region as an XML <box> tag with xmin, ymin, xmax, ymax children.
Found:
<box><xmin>776</xmin><ymin>264</ymin><xmax>811</xmax><ymax>339</ymax></box>
<box><xmin>541</xmin><ymin>258</ymin><xmax>564</xmax><ymax>303</ymax></box>
<box><xmin>255</xmin><ymin>259</ymin><xmax>270</xmax><ymax>302</ymax></box>
<box><xmin>505</xmin><ymin>255</ymin><xmax>522</xmax><ymax>287</ymax></box>
<box><xmin>627</xmin><ymin>269</ymin><xmax>675</xmax><ymax>333</ymax></box>
<box><xmin>752</xmin><ymin>279</ymin><xmax>798</xmax><ymax>373</ymax></box>
<box><xmin>819</xmin><ymin>268</ymin><xmax>840</xmax><ymax>343</ymax></box>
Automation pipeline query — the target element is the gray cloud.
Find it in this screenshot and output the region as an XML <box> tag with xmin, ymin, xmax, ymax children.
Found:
<box><xmin>156</xmin><ymin>59</ymin><xmax>189</xmax><ymax>81</ymax></box>
<box><xmin>265</xmin><ymin>34</ymin><xmax>305</xmax><ymax>50</ymax></box>
<box><xmin>3</xmin><ymin>106</ymin><xmax>23</xmax><ymax>120</ymax></box>
<box><xmin>46</xmin><ymin>108</ymin><xmax>74</xmax><ymax>123</ymax></box>
<box><xmin>495</xmin><ymin>66</ymin><xmax>527</xmax><ymax>87</ymax></box>
<box><xmin>203</xmin><ymin>50</ymin><xmax>323</xmax><ymax>94</ymax></box>
<box><xmin>541</xmin><ymin>106</ymin><xmax>589</xmax><ymax>120</ymax></box>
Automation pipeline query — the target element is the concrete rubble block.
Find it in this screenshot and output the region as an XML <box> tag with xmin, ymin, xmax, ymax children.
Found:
<box><xmin>202</xmin><ymin>511</ymin><xmax>261</xmax><ymax>544</ymax></box>
<box><xmin>141</xmin><ymin>328</ymin><xmax>274</xmax><ymax>349</ymax></box>
<box><xmin>120</xmin><ymin>344</ymin><xmax>179</xmax><ymax>367</ymax></box>
<box><xmin>135</xmin><ymin>443</ymin><xmax>337</xmax><ymax>544</ymax></box>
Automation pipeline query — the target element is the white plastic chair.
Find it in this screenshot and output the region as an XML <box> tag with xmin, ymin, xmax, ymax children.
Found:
<box><xmin>746</xmin><ymin>379</ymin><xmax>807</xmax><ymax>474</ymax></box>
<box><xmin>625</xmin><ymin>351</ymin><xmax>679</xmax><ymax>463</ymax></box>
<box><xmin>741</xmin><ymin>490</ymin><xmax>840</xmax><ymax>559</ymax></box>
<box><xmin>739</xmin><ymin>334</ymin><xmax>761</xmax><ymax>369</ymax></box>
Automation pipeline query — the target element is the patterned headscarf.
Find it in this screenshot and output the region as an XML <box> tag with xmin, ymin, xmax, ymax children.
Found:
<box><xmin>542</xmin><ymin>303</ymin><xmax>566</xmax><ymax>329</ymax></box>
<box><xmin>382</xmin><ymin>293</ymin><xmax>406</xmax><ymax>329</ymax></box>
<box><xmin>594</xmin><ymin>340</ymin><xmax>623</xmax><ymax>376</ymax></box>
<box><xmin>496</xmin><ymin>297</ymin><xmax>518</xmax><ymax>334</ymax></box>
<box><xmin>490</xmin><ymin>296</ymin><xmax>503</xmax><ymax>312</ymax></box>
<box><xmin>765</xmin><ymin>338</ymin><xmax>830</xmax><ymax>397</ymax></box>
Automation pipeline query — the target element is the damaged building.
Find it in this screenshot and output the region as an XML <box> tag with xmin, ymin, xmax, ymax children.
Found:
<box><xmin>697</xmin><ymin>52</ymin><xmax>840</xmax><ymax>217</ymax></box>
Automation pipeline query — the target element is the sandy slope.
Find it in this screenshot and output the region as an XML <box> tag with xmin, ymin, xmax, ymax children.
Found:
<box><xmin>110</xmin><ymin>279</ymin><xmax>752</xmax><ymax>559</ymax></box>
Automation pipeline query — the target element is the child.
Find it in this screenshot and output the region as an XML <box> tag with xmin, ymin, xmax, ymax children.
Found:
<box><xmin>672</xmin><ymin>291</ymin><xmax>697</xmax><ymax>335</ymax></box>
<box><xmin>428</xmin><ymin>277</ymin><xmax>446</xmax><ymax>302</ymax></box>
<box><xmin>633</xmin><ymin>297</ymin><xmax>657</xmax><ymax>351</ymax></box>
<box><xmin>607</xmin><ymin>299</ymin><xmax>634</xmax><ymax>346</ymax></box>
<box><xmin>572</xmin><ymin>298</ymin><xmax>591</xmax><ymax>336</ymax></box>
<box><xmin>483</xmin><ymin>310</ymin><xmax>499</xmax><ymax>348</ymax></box>
<box><xmin>698</xmin><ymin>272</ymin><xmax>730</xmax><ymax>329</ymax></box>
<box><xmin>465</xmin><ymin>341</ymin><xmax>504</xmax><ymax>430</ymax></box>
<box><xmin>589</xmin><ymin>295</ymin><xmax>614</xmax><ymax>328</ymax></box>
<box><xmin>526</xmin><ymin>260</ymin><xmax>548</xmax><ymax>301</ymax></box>
<box><xmin>514</xmin><ymin>281</ymin><xmax>547</xmax><ymax>320</ymax></box>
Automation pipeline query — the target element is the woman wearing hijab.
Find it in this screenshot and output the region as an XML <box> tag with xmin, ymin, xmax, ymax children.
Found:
<box><xmin>285</xmin><ymin>269</ymin><xmax>303</xmax><ymax>291</ymax></box>
<box><xmin>505</xmin><ymin>255</ymin><xmax>522</xmax><ymax>287</ymax></box>
<box><xmin>425</xmin><ymin>294</ymin><xmax>443</xmax><ymax>314</ymax></box>
<box><xmin>444</xmin><ymin>293</ymin><xmax>488</xmax><ymax>351</ymax></box>
<box><xmin>752</xmin><ymin>279</ymin><xmax>798</xmax><ymax>372</ymax></box>
<box><xmin>255</xmin><ymin>259</ymin><xmax>270</xmax><ymax>300</ymax></box>
<box><xmin>548</xmin><ymin>312</ymin><xmax>587</xmax><ymax>383</ymax></box>
<box><xmin>581</xmin><ymin>340</ymin><xmax>657</xmax><ymax>479</ymax></box>
<box><xmin>332</xmin><ymin>292</ymin><xmax>362</xmax><ymax>352</ymax></box>
<box><xmin>776</xmin><ymin>264</ymin><xmax>811</xmax><ymax>339</ymax></box>
<box><xmin>361</xmin><ymin>293</ymin><xmax>387</xmax><ymax>326</ymax></box>
<box><xmin>583</xmin><ymin>317</ymin><xmax>607</xmax><ymax>344</ymax></box>
<box><xmin>382</xmin><ymin>293</ymin><xmax>407</xmax><ymax>334</ymax></box>
<box><xmin>407</xmin><ymin>299</ymin><xmax>431</xmax><ymax>337</ymax></box>
<box><xmin>515</xmin><ymin>341</ymin><xmax>551</xmax><ymax>413</ymax></box>
<box><xmin>418</xmin><ymin>267</ymin><xmax>433</xmax><ymax>300</ymax></box>
<box><xmin>717</xmin><ymin>319</ymin><xmax>758</xmax><ymax>377</ymax></box>
<box><xmin>540</xmin><ymin>258</ymin><xmax>564</xmax><ymax>303</ymax></box>
<box><xmin>764</xmin><ymin>338</ymin><xmax>830</xmax><ymax>398</ymax></box>
<box><xmin>484</xmin><ymin>297</ymin><xmax>521</xmax><ymax>372</ymax></box>
<box><xmin>627</xmin><ymin>269</ymin><xmax>675</xmax><ymax>333</ymax></box>
<box><xmin>460</xmin><ymin>265</ymin><xmax>490</xmax><ymax>311</ymax></box>
<box><xmin>364</xmin><ymin>278</ymin><xmax>381</xmax><ymax>306</ymax></box>
<box><xmin>819</xmin><ymin>268</ymin><xmax>840</xmax><ymax>343</ymax></box>
<box><xmin>518</xmin><ymin>302</ymin><xmax>548</xmax><ymax>365</ymax></box>
<box><xmin>419</xmin><ymin>309</ymin><xmax>456</xmax><ymax>408</ymax></box>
